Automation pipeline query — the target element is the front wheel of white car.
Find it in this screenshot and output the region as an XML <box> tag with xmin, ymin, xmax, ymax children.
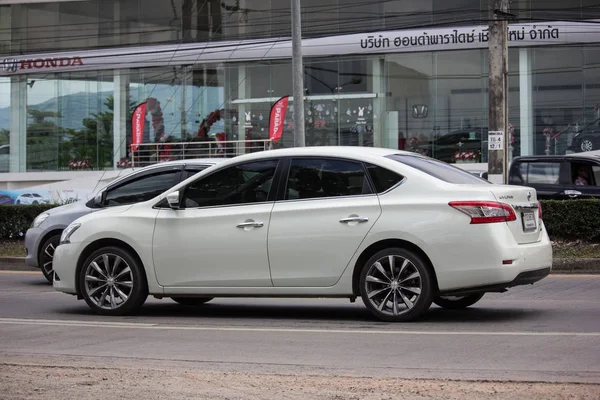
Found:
<box><xmin>79</xmin><ymin>246</ymin><xmax>148</xmax><ymax>316</ymax></box>
<box><xmin>359</xmin><ymin>247</ymin><xmax>433</xmax><ymax>322</ymax></box>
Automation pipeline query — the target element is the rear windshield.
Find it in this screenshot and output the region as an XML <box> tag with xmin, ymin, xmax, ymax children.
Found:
<box><xmin>386</xmin><ymin>154</ymin><xmax>490</xmax><ymax>184</ymax></box>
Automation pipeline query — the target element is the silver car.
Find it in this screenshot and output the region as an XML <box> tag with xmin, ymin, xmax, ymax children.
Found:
<box><xmin>25</xmin><ymin>158</ymin><xmax>224</xmax><ymax>283</ymax></box>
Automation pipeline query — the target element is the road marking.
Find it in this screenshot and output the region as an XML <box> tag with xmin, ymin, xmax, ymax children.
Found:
<box><xmin>0</xmin><ymin>270</ymin><xmax>41</xmax><ymax>275</ymax></box>
<box><xmin>0</xmin><ymin>318</ymin><xmax>598</xmax><ymax>337</ymax></box>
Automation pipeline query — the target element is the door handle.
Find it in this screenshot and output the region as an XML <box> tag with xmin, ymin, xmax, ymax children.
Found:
<box><xmin>564</xmin><ymin>190</ymin><xmax>581</xmax><ymax>198</ymax></box>
<box><xmin>339</xmin><ymin>216</ymin><xmax>369</xmax><ymax>223</ymax></box>
<box><xmin>236</xmin><ymin>221</ymin><xmax>264</xmax><ymax>228</ymax></box>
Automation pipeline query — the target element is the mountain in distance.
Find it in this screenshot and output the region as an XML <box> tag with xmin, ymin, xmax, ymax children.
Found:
<box><xmin>0</xmin><ymin>85</ymin><xmax>224</xmax><ymax>132</ymax></box>
<box><xmin>0</xmin><ymin>91</ymin><xmax>113</xmax><ymax>131</ymax></box>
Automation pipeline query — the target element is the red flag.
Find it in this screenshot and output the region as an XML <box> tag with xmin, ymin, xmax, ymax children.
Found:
<box><xmin>131</xmin><ymin>102</ymin><xmax>147</xmax><ymax>152</ymax></box>
<box><xmin>269</xmin><ymin>96</ymin><xmax>289</xmax><ymax>143</ymax></box>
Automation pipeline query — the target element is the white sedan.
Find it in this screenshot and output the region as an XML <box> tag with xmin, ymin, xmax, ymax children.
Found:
<box><xmin>52</xmin><ymin>147</ymin><xmax>552</xmax><ymax>322</ymax></box>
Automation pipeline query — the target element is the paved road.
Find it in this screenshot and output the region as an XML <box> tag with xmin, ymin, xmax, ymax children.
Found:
<box><xmin>0</xmin><ymin>271</ymin><xmax>599</xmax><ymax>386</ymax></box>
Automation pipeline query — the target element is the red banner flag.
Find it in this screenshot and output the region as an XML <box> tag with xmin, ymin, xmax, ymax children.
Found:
<box><xmin>269</xmin><ymin>96</ymin><xmax>289</xmax><ymax>143</ymax></box>
<box><xmin>131</xmin><ymin>102</ymin><xmax>147</xmax><ymax>152</ymax></box>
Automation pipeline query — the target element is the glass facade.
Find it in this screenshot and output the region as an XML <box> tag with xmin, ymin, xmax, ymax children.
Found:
<box><xmin>0</xmin><ymin>1</ymin><xmax>600</xmax><ymax>173</ymax></box>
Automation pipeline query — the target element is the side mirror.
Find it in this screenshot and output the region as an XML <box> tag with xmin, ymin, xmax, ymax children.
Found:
<box><xmin>482</xmin><ymin>172</ymin><xmax>488</xmax><ymax>180</ymax></box>
<box><xmin>93</xmin><ymin>191</ymin><xmax>104</xmax><ymax>207</ymax></box>
<box><xmin>166</xmin><ymin>191</ymin><xmax>181</xmax><ymax>209</ymax></box>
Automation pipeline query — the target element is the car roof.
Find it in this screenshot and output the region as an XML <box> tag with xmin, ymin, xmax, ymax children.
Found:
<box><xmin>210</xmin><ymin>146</ymin><xmax>410</xmax><ymax>163</ymax></box>
<box><xmin>130</xmin><ymin>157</ymin><xmax>226</xmax><ymax>172</ymax></box>
<box><xmin>512</xmin><ymin>151</ymin><xmax>600</xmax><ymax>162</ymax></box>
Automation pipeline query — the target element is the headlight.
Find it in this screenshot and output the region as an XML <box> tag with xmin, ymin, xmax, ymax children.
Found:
<box><xmin>60</xmin><ymin>223</ymin><xmax>81</xmax><ymax>245</ymax></box>
<box><xmin>31</xmin><ymin>212</ymin><xmax>50</xmax><ymax>228</ymax></box>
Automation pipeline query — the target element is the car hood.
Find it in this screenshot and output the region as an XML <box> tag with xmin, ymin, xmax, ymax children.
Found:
<box><xmin>75</xmin><ymin>204</ymin><xmax>135</xmax><ymax>224</ymax></box>
<box><xmin>45</xmin><ymin>199</ymin><xmax>91</xmax><ymax>217</ymax></box>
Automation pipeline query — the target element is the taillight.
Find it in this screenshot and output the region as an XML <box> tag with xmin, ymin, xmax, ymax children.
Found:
<box><xmin>538</xmin><ymin>201</ymin><xmax>542</xmax><ymax>219</ymax></box>
<box><xmin>449</xmin><ymin>201</ymin><xmax>517</xmax><ymax>224</ymax></box>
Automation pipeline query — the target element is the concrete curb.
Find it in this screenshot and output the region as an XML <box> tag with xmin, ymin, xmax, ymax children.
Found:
<box><xmin>1</xmin><ymin>256</ymin><xmax>599</xmax><ymax>274</ymax></box>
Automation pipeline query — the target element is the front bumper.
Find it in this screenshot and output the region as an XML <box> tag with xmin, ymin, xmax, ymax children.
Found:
<box><xmin>52</xmin><ymin>242</ymin><xmax>81</xmax><ymax>295</ymax></box>
<box><xmin>24</xmin><ymin>227</ymin><xmax>43</xmax><ymax>268</ymax></box>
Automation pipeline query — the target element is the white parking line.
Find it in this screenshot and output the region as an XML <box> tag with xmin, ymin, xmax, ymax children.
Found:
<box><xmin>0</xmin><ymin>318</ymin><xmax>598</xmax><ymax>336</ymax></box>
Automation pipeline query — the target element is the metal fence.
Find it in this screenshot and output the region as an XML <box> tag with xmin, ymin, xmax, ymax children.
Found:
<box><xmin>129</xmin><ymin>139</ymin><xmax>272</xmax><ymax>168</ymax></box>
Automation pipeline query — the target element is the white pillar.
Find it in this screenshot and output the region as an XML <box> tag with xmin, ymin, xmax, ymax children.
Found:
<box><xmin>519</xmin><ymin>48</ymin><xmax>534</xmax><ymax>156</ymax></box>
<box><xmin>113</xmin><ymin>69</ymin><xmax>129</xmax><ymax>168</ymax></box>
<box><xmin>10</xmin><ymin>76</ymin><xmax>26</xmax><ymax>173</ymax></box>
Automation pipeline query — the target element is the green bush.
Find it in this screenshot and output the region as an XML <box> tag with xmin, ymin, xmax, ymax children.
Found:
<box><xmin>540</xmin><ymin>199</ymin><xmax>600</xmax><ymax>242</ymax></box>
<box><xmin>0</xmin><ymin>204</ymin><xmax>59</xmax><ymax>240</ymax></box>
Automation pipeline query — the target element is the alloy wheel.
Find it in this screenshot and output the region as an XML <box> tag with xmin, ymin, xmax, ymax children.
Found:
<box><xmin>83</xmin><ymin>253</ymin><xmax>134</xmax><ymax>310</ymax></box>
<box><xmin>581</xmin><ymin>139</ymin><xmax>594</xmax><ymax>152</ymax></box>
<box><xmin>41</xmin><ymin>242</ymin><xmax>56</xmax><ymax>280</ymax></box>
<box><xmin>363</xmin><ymin>255</ymin><xmax>423</xmax><ymax>317</ymax></box>
<box><xmin>39</xmin><ymin>235</ymin><xmax>60</xmax><ymax>283</ymax></box>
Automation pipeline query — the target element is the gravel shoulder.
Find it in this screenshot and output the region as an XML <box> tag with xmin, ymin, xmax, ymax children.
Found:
<box><xmin>1</xmin><ymin>357</ymin><xmax>598</xmax><ymax>400</ymax></box>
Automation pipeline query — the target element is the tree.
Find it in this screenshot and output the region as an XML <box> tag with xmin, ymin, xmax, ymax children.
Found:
<box><xmin>66</xmin><ymin>95</ymin><xmax>136</xmax><ymax>169</ymax></box>
<box><xmin>26</xmin><ymin>109</ymin><xmax>64</xmax><ymax>171</ymax></box>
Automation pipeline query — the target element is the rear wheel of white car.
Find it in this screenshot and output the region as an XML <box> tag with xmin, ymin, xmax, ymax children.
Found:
<box><xmin>171</xmin><ymin>297</ymin><xmax>214</xmax><ymax>306</ymax></box>
<box><xmin>433</xmin><ymin>293</ymin><xmax>485</xmax><ymax>309</ymax></box>
<box><xmin>39</xmin><ymin>234</ymin><xmax>60</xmax><ymax>284</ymax></box>
<box><xmin>359</xmin><ymin>247</ymin><xmax>433</xmax><ymax>322</ymax></box>
<box><xmin>79</xmin><ymin>246</ymin><xmax>148</xmax><ymax>316</ymax></box>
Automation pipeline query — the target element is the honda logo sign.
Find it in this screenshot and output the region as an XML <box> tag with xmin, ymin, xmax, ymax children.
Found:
<box><xmin>412</xmin><ymin>104</ymin><xmax>428</xmax><ymax>118</ymax></box>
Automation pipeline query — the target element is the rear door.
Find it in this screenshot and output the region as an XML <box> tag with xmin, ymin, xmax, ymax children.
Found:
<box><xmin>267</xmin><ymin>157</ymin><xmax>382</xmax><ymax>287</ymax></box>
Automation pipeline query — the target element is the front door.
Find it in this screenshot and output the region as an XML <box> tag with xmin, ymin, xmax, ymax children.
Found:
<box><xmin>268</xmin><ymin>157</ymin><xmax>382</xmax><ymax>287</ymax></box>
<box><xmin>152</xmin><ymin>159</ymin><xmax>281</xmax><ymax>287</ymax></box>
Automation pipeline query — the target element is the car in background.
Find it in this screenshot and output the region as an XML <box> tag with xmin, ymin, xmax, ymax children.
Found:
<box><xmin>508</xmin><ymin>151</ymin><xmax>600</xmax><ymax>199</ymax></box>
<box><xmin>569</xmin><ymin>117</ymin><xmax>600</xmax><ymax>153</ymax></box>
<box><xmin>0</xmin><ymin>144</ymin><xmax>9</xmax><ymax>173</ymax></box>
<box><xmin>0</xmin><ymin>193</ymin><xmax>14</xmax><ymax>205</ymax></box>
<box><xmin>15</xmin><ymin>193</ymin><xmax>49</xmax><ymax>205</ymax></box>
<box><xmin>52</xmin><ymin>146</ymin><xmax>551</xmax><ymax>322</ymax></box>
<box><xmin>25</xmin><ymin>158</ymin><xmax>224</xmax><ymax>283</ymax></box>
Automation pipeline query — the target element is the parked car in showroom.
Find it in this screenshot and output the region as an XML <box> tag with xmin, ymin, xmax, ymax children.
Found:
<box><xmin>52</xmin><ymin>146</ymin><xmax>552</xmax><ymax>322</ymax></box>
<box><xmin>508</xmin><ymin>151</ymin><xmax>600</xmax><ymax>199</ymax></box>
<box><xmin>406</xmin><ymin>128</ymin><xmax>520</xmax><ymax>164</ymax></box>
<box><xmin>25</xmin><ymin>158</ymin><xmax>224</xmax><ymax>283</ymax></box>
<box><xmin>568</xmin><ymin>116</ymin><xmax>600</xmax><ymax>153</ymax></box>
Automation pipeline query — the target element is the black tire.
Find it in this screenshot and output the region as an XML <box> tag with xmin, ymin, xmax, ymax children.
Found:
<box><xmin>433</xmin><ymin>293</ymin><xmax>485</xmax><ymax>309</ymax></box>
<box><xmin>39</xmin><ymin>234</ymin><xmax>60</xmax><ymax>284</ymax></box>
<box><xmin>359</xmin><ymin>247</ymin><xmax>433</xmax><ymax>322</ymax></box>
<box><xmin>79</xmin><ymin>246</ymin><xmax>148</xmax><ymax>316</ymax></box>
<box><xmin>171</xmin><ymin>297</ymin><xmax>214</xmax><ymax>306</ymax></box>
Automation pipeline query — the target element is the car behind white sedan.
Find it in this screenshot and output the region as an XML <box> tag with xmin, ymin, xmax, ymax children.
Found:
<box><xmin>52</xmin><ymin>147</ymin><xmax>552</xmax><ymax>322</ymax></box>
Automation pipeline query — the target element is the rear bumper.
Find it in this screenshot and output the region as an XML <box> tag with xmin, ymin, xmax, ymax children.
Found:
<box><xmin>439</xmin><ymin>267</ymin><xmax>551</xmax><ymax>296</ymax></box>
<box><xmin>434</xmin><ymin>222</ymin><xmax>553</xmax><ymax>293</ymax></box>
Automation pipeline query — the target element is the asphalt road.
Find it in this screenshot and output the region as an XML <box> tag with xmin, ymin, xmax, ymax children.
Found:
<box><xmin>1</xmin><ymin>271</ymin><xmax>599</xmax><ymax>387</ymax></box>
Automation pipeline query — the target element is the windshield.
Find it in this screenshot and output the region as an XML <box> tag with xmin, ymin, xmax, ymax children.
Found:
<box><xmin>387</xmin><ymin>154</ymin><xmax>490</xmax><ymax>184</ymax></box>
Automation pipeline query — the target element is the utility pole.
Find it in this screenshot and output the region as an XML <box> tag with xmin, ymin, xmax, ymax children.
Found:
<box><xmin>487</xmin><ymin>0</ymin><xmax>509</xmax><ymax>184</ymax></box>
<box><xmin>291</xmin><ymin>0</ymin><xmax>305</xmax><ymax>147</ymax></box>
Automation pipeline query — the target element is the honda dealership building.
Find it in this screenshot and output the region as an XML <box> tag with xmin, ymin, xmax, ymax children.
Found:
<box><xmin>0</xmin><ymin>0</ymin><xmax>599</xmax><ymax>189</ymax></box>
